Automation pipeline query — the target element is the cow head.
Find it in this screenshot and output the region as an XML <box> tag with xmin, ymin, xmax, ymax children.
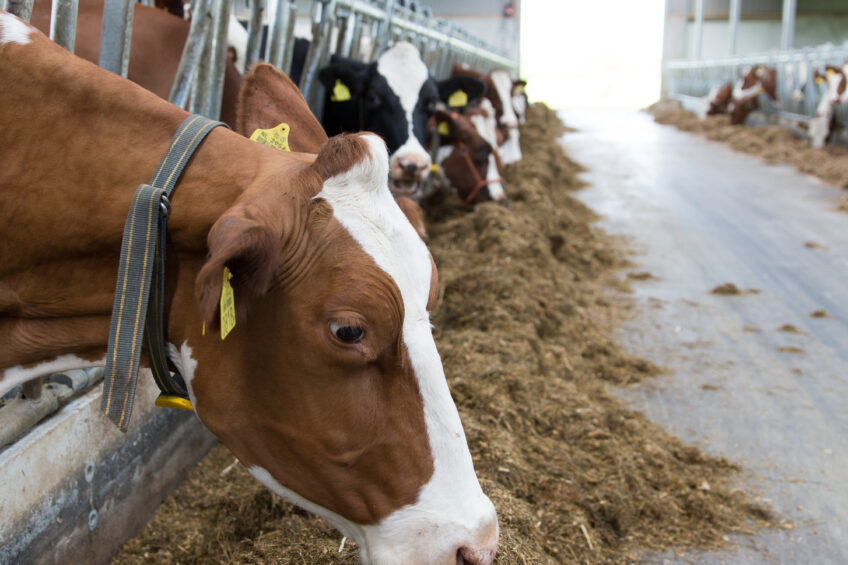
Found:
<box><xmin>432</xmin><ymin>108</ymin><xmax>507</xmax><ymax>205</ymax></box>
<box><xmin>320</xmin><ymin>45</ymin><xmax>486</xmax><ymax>199</ymax></box>
<box><xmin>187</xmin><ymin>133</ymin><xmax>497</xmax><ymax>565</ymax></box>
<box><xmin>511</xmin><ymin>79</ymin><xmax>528</xmax><ymax>124</ymax></box>
<box><xmin>809</xmin><ymin>65</ymin><xmax>847</xmax><ymax>147</ymax></box>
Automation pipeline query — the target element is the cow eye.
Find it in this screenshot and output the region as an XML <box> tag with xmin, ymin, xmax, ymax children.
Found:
<box><xmin>330</xmin><ymin>320</ymin><xmax>364</xmax><ymax>343</ymax></box>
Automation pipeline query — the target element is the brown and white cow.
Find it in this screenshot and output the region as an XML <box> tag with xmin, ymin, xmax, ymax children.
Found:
<box><xmin>30</xmin><ymin>0</ymin><xmax>243</xmax><ymax>128</ymax></box>
<box><xmin>727</xmin><ymin>65</ymin><xmax>777</xmax><ymax>125</ymax></box>
<box><xmin>452</xmin><ymin>65</ymin><xmax>522</xmax><ymax>164</ymax></box>
<box><xmin>809</xmin><ymin>64</ymin><xmax>847</xmax><ymax>148</ymax></box>
<box><xmin>0</xmin><ymin>13</ymin><xmax>497</xmax><ymax>565</ymax></box>
<box><xmin>431</xmin><ymin>108</ymin><xmax>507</xmax><ymax>205</ymax></box>
<box><xmin>701</xmin><ymin>81</ymin><xmax>732</xmax><ymax>117</ymax></box>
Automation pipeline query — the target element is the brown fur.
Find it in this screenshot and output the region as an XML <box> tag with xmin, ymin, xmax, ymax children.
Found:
<box><xmin>0</xmin><ymin>19</ymin><xmax>435</xmax><ymax>526</ymax></box>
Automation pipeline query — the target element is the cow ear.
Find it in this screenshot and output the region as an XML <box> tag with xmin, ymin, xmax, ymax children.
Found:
<box><xmin>195</xmin><ymin>213</ymin><xmax>283</xmax><ymax>328</ymax></box>
<box><xmin>318</xmin><ymin>61</ymin><xmax>368</xmax><ymax>97</ymax></box>
<box><xmin>237</xmin><ymin>63</ymin><xmax>328</xmax><ymax>152</ymax></box>
<box><xmin>432</xmin><ymin>109</ymin><xmax>461</xmax><ymax>143</ymax></box>
<box><xmin>437</xmin><ymin>76</ymin><xmax>486</xmax><ymax>109</ymax></box>
<box><xmin>512</xmin><ymin>79</ymin><xmax>527</xmax><ymax>93</ymax></box>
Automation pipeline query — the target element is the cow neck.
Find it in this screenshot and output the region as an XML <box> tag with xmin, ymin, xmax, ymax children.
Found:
<box><xmin>0</xmin><ymin>29</ymin><xmax>309</xmax><ymax>372</ymax></box>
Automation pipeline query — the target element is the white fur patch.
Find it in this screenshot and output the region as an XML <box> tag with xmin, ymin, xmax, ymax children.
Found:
<box><xmin>377</xmin><ymin>42</ymin><xmax>430</xmax><ymax>162</ymax></box>
<box><xmin>500</xmin><ymin>128</ymin><xmax>522</xmax><ymax>165</ymax></box>
<box><xmin>486</xmin><ymin>153</ymin><xmax>506</xmax><ymax>201</ymax></box>
<box><xmin>732</xmin><ymin>77</ymin><xmax>762</xmax><ymax>100</ymax></box>
<box><xmin>0</xmin><ymin>12</ymin><xmax>33</xmax><ymax>45</ymax></box>
<box><xmin>313</xmin><ymin>133</ymin><xmax>498</xmax><ymax>563</ymax></box>
<box><xmin>227</xmin><ymin>14</ymin><xmax>248</xmax><ymax>73</ymax></box>
<box><xmin>469</xmin><ymin>100</ymin><xmax>499</xmax><ymax>149</ymax></box>
<box><xmin>1</xmin><ymin>355</ymin><xmax>104</xmax><ymax>397</ymax></box>
<box><xmin>168</xmin><ymin>341</ymin><xmax>199</xmax><ymax>408</ymax></box>
<box><xmin>490</xmin><ymin>69</ymin><xmax>519</xmax><ymax>127</ymax></box>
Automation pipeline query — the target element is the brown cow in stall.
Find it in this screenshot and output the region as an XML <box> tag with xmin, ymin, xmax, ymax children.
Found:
<box><xmin>0</xmin><ymin>13</ymin><xmax>497</xmax><ymax>565</ymax></box>
<box><xmin>30</xmin><ymin>0</ymin><xmax>243</xmax><ymax>127</ymax></box>
<box><xmin>728</xmin><ymin>65</ymin><xmax>777</xmax><ymax>125</ymax></box>
<box><xmin>451</xmin><ymin>65</ymin><xmax>522</xmax><ymax>164</ymax></box>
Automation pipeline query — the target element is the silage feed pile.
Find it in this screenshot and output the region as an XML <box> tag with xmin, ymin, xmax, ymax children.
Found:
<box><xmin>114</xmin><ymin>104</ymin><xmax>774</xmax><ymax>565</ymax></box>
<box><xmin>647</xmin><ymin>99</ymin><xmax>848</xmax><ymax>197</ymax></box>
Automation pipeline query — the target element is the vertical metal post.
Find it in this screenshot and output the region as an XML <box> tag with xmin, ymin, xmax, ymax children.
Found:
<box><xmin>50</xmin><ymin>0</ymin><xmax>80</xmax><ymax>53</ymax></box>
<box><xmin>344</xmin><ymin>12</ymin><xmax>363</xmax><ymax>57</ymax></box>
<box><xmin>267</xmin><ymin>0</ymin><xmax>292</xmax><ymax>69</ymax></box>
<box><xmin>6</xmin><ymin>0</ymin><xmax>34</xmax><ymax>21</ymax></box>
<box><xmin>377</xmin><ymin>0</ymin><xmax>395</xmax><ymax>55</ymax></box>
<box><xmin>299</xmin><ymin>0</ymin><xmax>335</xmax><ymax>107</ymax></box>
<box><xmin>245</xmin><ymin>0</ymin><xmax>264</xmax><ymax>69</ymax></box>
<box><xmin>201</xmin><ymin>0</ymin><xmax>232</xmax><ymax>119</ymax></box>
<box><xmin>781</xmin><ymin>0</ymin><xmax>796</xmax><ymax>51</ymax></box>
<box><xmin>98</xmin><ymin>0</ymin><xmax>134</xmax><ymax>77</ymax></box>
<box><xmin>728</xmin><ymin>0</ymin><xmax>741</xmax><ymax>56</ymax></box>
<box><xmin>280</xmin><ymin>0</ymin><xmax>296</xmax><ymax>74</ymax></box>
<box><xmin>169</xmin><ymin>0</ymin><xmax>213</xmax><ymax>107</ymax></box>
<box><xmin>693</xmin><ymin>0</ymin><xmax>704</xmax><ymax>59</ymax></box>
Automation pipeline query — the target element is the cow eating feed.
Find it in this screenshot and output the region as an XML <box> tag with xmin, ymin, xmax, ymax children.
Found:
<box><xmin>0</xmin><ymin>13</ymin><xmax>498</xmax><ymax>565</ymax></box>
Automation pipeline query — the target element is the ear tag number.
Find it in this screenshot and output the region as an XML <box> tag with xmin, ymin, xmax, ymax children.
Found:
<box><xmin>220</xmin><ymin>267</ymin><xmax>236</xmax><ymax>340</ymax></box>
<box><xmin>448</xmin><ymin>89</ymin><xmax>468</xmax><ymax>108</ymax></box>
<box><xmin>250</xmin><ymin>123</ymin><xmax>291</xmax><ymax>152</ymax></box>
<box><xmin>331</xmin><ymin>79</ymin><xmax>352</xmax><ymax>102</ymax></box>
<box><xmin>437</xmin><ymin>121</ymin><xmax>450</xmax><ymax>136</ymax></box>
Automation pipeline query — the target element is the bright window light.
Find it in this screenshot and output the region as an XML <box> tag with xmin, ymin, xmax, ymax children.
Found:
<box><xmin>520</xmin><ymin>0</ymin><xmax>665</xmax><ymax>109</ymax></box>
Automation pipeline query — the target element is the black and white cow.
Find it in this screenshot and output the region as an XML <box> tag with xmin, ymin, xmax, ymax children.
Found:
<box><xmin>319</xmin><ymin>41</ymin><xmax>484</xmax><ymax>198</ymax></box>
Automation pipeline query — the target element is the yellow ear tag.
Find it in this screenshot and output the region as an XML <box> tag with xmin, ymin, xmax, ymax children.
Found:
<box><xmin>437</xmin><ymin>121</ymin><xmax>450</xmax><ymax>136</ymax></box>
<box><xmin>816</xmin><ymin>76</ymin><xmax>825</xmax><ymax>84</ymax></box>
<box><xmin>331</xmin><ymin>79</ymin><xmax>352</xmax><ymax>102</ymax></box>
<box><xmin>448</xmin><ymin>89</ymin><xmax>468</xmax><ymax>108</ymax></box>
<box><xmin>826</xmin><ymin>68</ymin><xmax>836</xmax><ymax>76</ymax></box>
<box><xmin>250</xmin><ymin>123</ymin><xmax>291</xmax><ymax>152</ymax></box>
<box><xmin>155</xmin><ymin>395</ymin><xmax>194</xmax><ymax>411</ymax></box>
<box><xmin>220</xmin><ymin>267</ymin><xmax>236</xmax><ymax>340</ymax></box>
<box><xmin>514</xmin><ymin>84</ymin><xmax>525</xmax><ymax>94</ymax></box>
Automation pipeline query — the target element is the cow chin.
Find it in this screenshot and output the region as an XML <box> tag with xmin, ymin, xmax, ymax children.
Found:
<box><xmin>247</xmin><ymin>464</ymin><xmax>498</xmax><ymax>565</ymax></box>
<box><xmin>388</xmin><ymin>148</ymin><xmax>432</xmax><ymax>198</ymax></box>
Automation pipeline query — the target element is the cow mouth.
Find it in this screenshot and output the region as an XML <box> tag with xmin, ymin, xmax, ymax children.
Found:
<box><xmin>390</xmin><ymin>177</ymin><xmax>423</xmax><ymax>196</ymax></box>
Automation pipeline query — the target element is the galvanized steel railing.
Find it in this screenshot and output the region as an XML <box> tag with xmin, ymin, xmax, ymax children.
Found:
<box><xmin>665</xmin><ymin>45</ymin><xmax>848</xmax><ymax>128</ymax></box>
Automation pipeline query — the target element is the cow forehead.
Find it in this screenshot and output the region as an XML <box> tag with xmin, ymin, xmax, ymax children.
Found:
<box><xmin>376</xmin><ymin>43</ymin><xmax>429</xmax><ymax>114</ymax></box>
<box><xmin>317</xmin><ymin>135</ymin><xmax>432</xmax><ymax>312</ymax></box>
<box><xmin>490</xmin><ymin>70</ymin><xmax>518</xmax><ymax>121</ymax></box>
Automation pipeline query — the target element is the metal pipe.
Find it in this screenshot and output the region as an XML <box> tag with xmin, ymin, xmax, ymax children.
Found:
<box><xmin>692</xmin><ymin>0</ymin><xmax>704</xmax><ymax>60</ymax></box>
<box><xmin>245</xmin><ymin>0</ymin><xmax>264</xmax><ymax>69</ymax></box>
<box><xmin>6</xmin><ymin>0</ymin><xmax>34</xmax><ymax>21</ymax></box>
<box><xmin>280</xmin><ymin>0</ymin><xmax>296</xmax><ymax>74</ymax></box>
<box><xmin>267</xmin><ymin>0</ymin><xmax>293</xmax><ymax>70</ymax></box>
<box><xmin>98</xmin><ymin>0</ymin><xmax>134</xmax><ymax>77</ymax></box>
<box><xmin>781</xmin><ymin>0</ymin><xmax>796</xmax><ymax>51</ymax></box>
<box><xmin>201</xmin><ymin>0</ymin><xmax>232</xmax><ymax>120</ymax></box>
<box><xmin>728</xmin><ymin>0</ymin><xmax>740</xmax><ymax>56</ymax></box>
<box><xmin>170</xmin><ymin>0</ymin><xmax>214</xmax><ymax>108</ymax></box>
<box><xmin>300</xmin><ymin>0</ymin><xmax>335</xmax><ymax>106</ymax></box>
<box><xmin>49</xmin><ymin>0</ymin><xmax>80</xmax><ymax>53</ymax></box>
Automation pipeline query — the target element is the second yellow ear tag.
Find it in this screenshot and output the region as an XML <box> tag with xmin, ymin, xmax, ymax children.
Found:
<box><xmin>448</xmin><ymin>89</ymin><xmax>468</xmax><ymax>108</ymax></box>
<box><xmin>816</xmin><ymin>76</ymin><xmax>825</xmax><ymax>84</ymax></box>
<box><xmin>250</xmin><ymin>123</ymin><xmax>291</xmax><ymax>152</ymax></box>
<box><xmin>437</xmin><ymin>121</ymin><xmax>450</xmax><ymax>136</ymax></box>
<box><xmin>220</xmin><ymin>267</ymin><xmax>236</xmax><ymax>340</ymax></box>
<box><xmin>331</xmin><ymin>79</ymin><xmax>352</xmax><ymax>102</ymax></box>
<box><xmin>514</xmin><ymin>84</ymin><xmax>525</xmax><ymax>94</ymax></box>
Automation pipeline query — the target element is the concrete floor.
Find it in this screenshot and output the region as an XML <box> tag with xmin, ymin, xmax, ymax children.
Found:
<box><xmin>559</xmin><ymin>109</ymin><xmax>848</xmax><ymax>565</ymax></box>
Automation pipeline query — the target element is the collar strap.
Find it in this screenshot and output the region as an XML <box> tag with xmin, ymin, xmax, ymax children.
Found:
<box><xmin>101</xmin><ymin>115</ymin><xmax>228</xmax><ymax>431</ymax></box>
<box><xmin>455</xmin><ymin>142</ymin><xmax>502</xmax><ymax>204</ymax></box>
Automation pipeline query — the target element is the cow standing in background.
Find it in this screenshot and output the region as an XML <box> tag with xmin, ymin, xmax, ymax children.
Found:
<box><xmin>318</xmin><ymin>42</ymin><xmax>485</xmax><ymax>199</ymax></box>
<box><xmin>809</xmin><ymin>64</ymin><xmax>847</xmax><ymax>148</ymax></box>
<box><xmin>727</xmin><ymin>65</ymin><xmax>777</xmax><ymax>125</ymax></box>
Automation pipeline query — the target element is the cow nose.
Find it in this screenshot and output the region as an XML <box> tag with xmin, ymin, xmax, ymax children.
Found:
<box><xmin>456</xmin><ymin>546</ymin><xmax>495</xmax><ymax>565</ymax></box>
<box><xmin>399</xmin><ymin>158</ymin><xmax>429</xmax><ymax>176</ymax></box>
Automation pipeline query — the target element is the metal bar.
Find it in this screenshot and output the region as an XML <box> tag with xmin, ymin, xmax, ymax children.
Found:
<box><xmin>98</xmin><ymin>0</ymin><xmax>134</xmax><ymax>77</ymax></box>
<box><xmin>781</xmin><ymin>0</ymin><xmax>796</xmax><ymax>51</ymax></box>
<box><xmin>692</xmin><ymin>0</ymin><xmax>704</xmax><ymax>59</ymax></box>
<box><xmin>280</xmin><ymin>0</ymin><xmax>296</xmax><ymax>74</ymax></box>
<box><xmin>377</xmin><ymin>0</ymin><xmax>395</xmax><ymax>55</ymax></box>
<box><xmin>728</xmin><ymin>0</ymin><xmax>740</xmax><ymax>56</ymax></box>
<box><xmin>267</xmin><ymin>0</ymin><xmax>292</xmax><ymax>69</ymax></box>
<box><xmin>299</xmin><ymin>0</ymin><xmax>335</xmax><ymax>106</ymax></box>
<box><xmin>49</xmin><ymin>0</ymin><xmax>79</xmax><ymax>52</ymax></box>
<box><xmin>6</xmin><ymin>0</ymin><xmax>34</xmax><ymax>21</ymax></box>
<box><xmin>245</xmin><ymin>0</ymin><xmax>264</xmax><ymax>69</ymax></box>
<box><xmin>190</xmin><ymin>0</ymin><xmax>215</xmax><ymax>115</ymax></box>
<box><xmin>201</xmin><ymin>0</ymin><xmax>232</xmax><ymax>119</ymax></box>
<box><xmin>169</xmin><ymin>0</ymin><xmax>214</xmax><ymax>108</ymax></box>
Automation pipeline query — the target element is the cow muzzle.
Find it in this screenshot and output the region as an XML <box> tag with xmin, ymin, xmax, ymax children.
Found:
<box><xmin>389</xmin><ymin>153</ymin><xmax>432</xmax><ymax>197</ymax></box>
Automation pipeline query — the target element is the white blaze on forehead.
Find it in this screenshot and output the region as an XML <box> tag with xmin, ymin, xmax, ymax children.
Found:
<box><xmin>469</xmin><ymin>99</ymin><xmax>499</xmax><ymax>149</ymax></box>
<box><xmin>732</xmin><ymin>77</ymin><xmax>762</xmax><ymax>100</ymax></box>
<box><xmin>1</xmin><ymin>354</ymin><xmax>104</xmax><ymax>397</ymax></box>
<box><xmin>377</xmin><ymin>42</ymin><xmax>430</xmax><ymax>160</ymax></box>
<box><xmin>0</xmin><ymin>12</ymin><xmax>33</xmax><ymax>45</ymax></box>
<box><xmin>486</xmin><ymin>154</ymin><xmax>506</xmax><ymax>201</ymax></box>
<box><xmin>490</xmin><ymin>69</ymin><xmax>519</xmax><ymax>126</ymax></box>
<box><xmin>315</xmin><ymin>133</ymin><xmax>497</xmax><ymax>563</ymax></box>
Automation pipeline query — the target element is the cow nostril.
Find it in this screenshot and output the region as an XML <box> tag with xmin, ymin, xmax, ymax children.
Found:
<box><xmin>457</xmin><ymin>546</ymin><xmax>495</xmax><ymax>565</ymax></box>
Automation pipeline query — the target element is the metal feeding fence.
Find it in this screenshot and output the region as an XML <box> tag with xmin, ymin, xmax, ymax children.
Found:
<box><xmin>2</xmin><ymin>0</ymin><xmax>517</xmax><ymax>119</ymax></box>
<box><xmin>665</xmin><ymin>44</ymin><xmax>848</xmax><ymax>129</ymax></box>
<box><xmin>0</xmin><ymin>0</ymin><xmax>517</xmax><ymax>446</ymax></box>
